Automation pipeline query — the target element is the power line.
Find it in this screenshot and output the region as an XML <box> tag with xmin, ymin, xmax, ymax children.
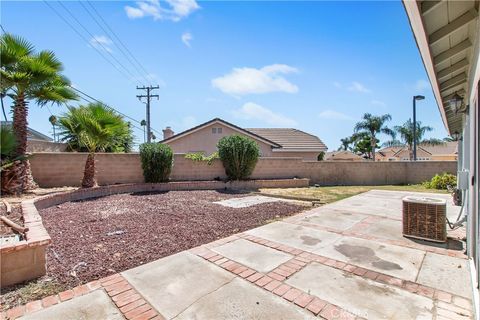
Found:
<box><xmin>81</xmin><ymin>1</ymin><xmax>151</xmax><ymax>86</ymax></box>
<box><xmin>69</xmin><ymin>86</ymin><xmax>162</xmax><ymax>136</ymax></box>
<box><xmin>56</xmin><ymin>2</ymin><xmax>140</xmax><ymax>83</ymax></box>
<box><xmin>43</xmin><ymin>1</ymin><xmax>134</xmax><ymax>84</ymax></box>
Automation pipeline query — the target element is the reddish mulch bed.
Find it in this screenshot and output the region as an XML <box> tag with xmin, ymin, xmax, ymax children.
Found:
<box><xmin>40</xmin><ymin>190</ymin><xmax>306</xmax><ymax>288</ymax></box>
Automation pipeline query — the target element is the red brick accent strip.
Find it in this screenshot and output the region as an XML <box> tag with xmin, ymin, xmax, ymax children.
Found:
<box><xmin>3</xmin><ymin>274</ymin><xmax>165</xmax><ymax>320</ymax></box>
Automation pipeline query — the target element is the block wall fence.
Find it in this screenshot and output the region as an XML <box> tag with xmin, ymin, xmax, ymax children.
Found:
<box><xmin>29</xmin><ymin>152</ymin><xmax>457</xmax><ymax>188</ymax></box>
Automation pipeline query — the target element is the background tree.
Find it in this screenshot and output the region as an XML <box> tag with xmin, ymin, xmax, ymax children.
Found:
<box><xmin>317</xmin><ymin>151</ymin><xmax>325</xmax><ymax>161</ymax></box>
<box><xmin>354</xmin><ymin>113</ymin><xmax>393</xmax><ymax>161</ymax></box>
<box><xmin>0</xmin><ymin>33</ymin><xmax>77</xmax><ymax>192</ymax></box>
<box><xmin>384</xmin><ymin>119</ymin><xmax>444</xmax><ymax>160</ymax></box>
<box><xmin>58</xmin><ymin>103</ymin><xmax>133</xmax><ymax>153</ymax></box>
<box><xmin>351</xmin><ymin>132</ymin><xmax>379</xmax><ymax>159</ymax></box>
<box><xmin>337</xmin><ymin>136</ymin><xmax>353</xmax><ymax>151</ymax></box>
<box><xmin>58</xmin><ymin>103</ymin><xmax>132</xmax><ymax>187</ymax></box>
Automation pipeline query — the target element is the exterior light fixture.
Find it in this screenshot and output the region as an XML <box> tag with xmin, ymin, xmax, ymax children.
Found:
<box><xmin>449</xmin><ymin>92</ymin><xmax>463</xmax><ymax>114</ymax></box>
<box><xmin>451</xmin><ymin>131</ymin><xmax>461</xmax><ymax>141</ymax></box>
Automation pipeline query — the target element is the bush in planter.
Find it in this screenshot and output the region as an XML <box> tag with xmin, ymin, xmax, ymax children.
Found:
<box><xmin>422</xmin><ymin>172</ymin><xmax>457</xmax><ymax>190</ymax></box>
<box><xmin>140</xmin><ymin>143</ymin><xmax>173</xmax><ymax>182</ymax></box>
<box><xmin>217</xmin><ymin>135</ymin><xmax>260</xmax><ymax>180</ymax></box>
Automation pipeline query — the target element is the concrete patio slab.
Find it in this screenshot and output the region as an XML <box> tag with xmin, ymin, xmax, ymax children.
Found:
<box><xmin>175</xmin><ymin>277</ymin><xmax>316</xmax><ymax>320</ymax></box>
<box><xmin>286</xmin><ymin>262</ymin><xmax>434</xmax><ymax>320</ymax></box>
<box><xmin>122</xmin><ymin>251</ymin><xmax>234</xmax><ymax>319</ymax></box>
<box><xmin>212</xmin><ymin>239</ymin><xmax>293</xmax><ymax>273</ymax></box>
<box><xmin>360</xmin><ymin>217</ymin><xmax>405</xmax><ymax>241</ymax></box>
<box><xmin>20</xmin><ymin>290</ymin><xmax>123</xmax><ymax>320</ymax></box>
<box><xmin>246</xmin><ymin>221</ymin><xmax>342</xmax><ymax>253</ymax></box>
<box><xmin>417</xmin><ymin>252</ymin><xmax>472</xmax><ymax>298</ymax></box>
<box><xmin>213</xmin><ymin>195</ymin><xmax>286</xmax><ymax>208</ymax></box>
<box><xmin>301</xmin><ymin>208</ymin><xmax>369</xmax><ymax>231</ymax></box>
<box><xmin>319</xmin><ymin>236</ymin><xmax>425</xmax><ymax>281</ymax></box>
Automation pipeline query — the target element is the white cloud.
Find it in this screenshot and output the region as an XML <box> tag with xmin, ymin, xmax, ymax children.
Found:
<box><xmin>318</xmin><ymin>110</ymin><xmax>355</xmax><ymax>121</ymax></box>
<box><xmin>415</xmin><ymin>79</ymin><xmax>431</xmax><ymax>92</ymax></box>
<box><xmin>371</xmin><ymin>100</ymin><xmax>386</xmax><ymax>107</ymax></box>
<box><xmin>181</xmin><ymin>32</ymin><xmax>192</xmax><ymax>47</ymax></box>
<box><xmin>125</xmin><ymin>0</ymin><xmax>199</xmax><ymax>22</ymax></box>
<box><xmin>89</xmin><ymin>35</ymin><xmax>113</xmax><ymax>53</ymax></box>
<box><xmin>348</xmin><ymin>81</ymin><xmax>371</xmax><ymax>93</ymax></box>
<box><xmin>233</xmin><ymin>102</ymin><xmax>298</xmax><ymax>126</ymax></box>
<box><xmin>212</xmin><ymin>64</ymin><xmax>299</xmax><ymax>96</ymax></box>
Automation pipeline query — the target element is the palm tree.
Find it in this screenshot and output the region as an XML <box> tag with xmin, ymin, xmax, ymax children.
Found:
<box><xmin>140</xmin><ymin>119</ymin><xmax>146</xmax><ymax>143</ymax></box>
<box><xmin>386</xmin><ymin>119</ymin><xmax>444</xmax><ymax>160</ymax></box>
<box><xmin>354</xmin><ymin>113</ymin><xmax>393</xmax><ymax>161</ymax></box>
<box><xmin>338</xmin><ymin>136</ymin><xmax>353</xmax><ymax>151</ymax></box>
<box><xmin>58</xmin><ymin>103</ymin><xmax>133</xmax><ymax>187</ymax></box>
<box><xmin>0</xmin><ymin>33</ymin><xmax>77</xmax><ymax>192</ymax></box>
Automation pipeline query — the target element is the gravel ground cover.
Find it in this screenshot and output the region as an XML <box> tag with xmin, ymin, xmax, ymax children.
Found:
<box><xmin>39</xmin><ymin>190</ymin><xmax>306</xmax><ymax>288</ymax></box>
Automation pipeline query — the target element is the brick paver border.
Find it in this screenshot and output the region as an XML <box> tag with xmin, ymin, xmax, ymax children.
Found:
<box><xmin>190</xmin><ymin>232</ymin><xmax>473</xmax><ymax>320</ymax></box>
<box><xmin>2</xmin><ymin>274</ymin><xmax>165</xmax><ymax>320</ymax></box>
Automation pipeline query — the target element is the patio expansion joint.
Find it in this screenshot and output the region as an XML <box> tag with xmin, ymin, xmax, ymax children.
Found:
<box><xmin>169</xmin><ymin>277</ymin><xmax>237</xmax><ymax>320</ymax></box>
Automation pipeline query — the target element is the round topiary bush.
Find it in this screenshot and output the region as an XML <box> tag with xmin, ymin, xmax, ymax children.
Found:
<box><xmin>140</xmin><ymin>143</ymin><xmax>173</xmax><ymax>183</ymax></box>
<box><xmin>217</xmin><ymin>135</ymin><xmax>260</xmax><ymax>180</ymax></box>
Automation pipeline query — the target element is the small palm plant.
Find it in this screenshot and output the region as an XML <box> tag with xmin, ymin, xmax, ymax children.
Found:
<box><xmin>354</xmin><ymin>113</ymin><xmax>394</xmax><ymax>161</ymax></box>
<box><xmin>0</xmin><ymin>33</ymin><xmax>78</xmax><ymax>192</ymax></box>
<box><xmin>58</xmin><ymin>103</ymin><xmax>132</xmax><ymax>188</ymax></box>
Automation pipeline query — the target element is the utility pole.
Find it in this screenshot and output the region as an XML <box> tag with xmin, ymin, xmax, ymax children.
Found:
<box><xmin>136</xmin><ymin>85</ymin><xmax>159</xmax><ymax>143</ymax></box>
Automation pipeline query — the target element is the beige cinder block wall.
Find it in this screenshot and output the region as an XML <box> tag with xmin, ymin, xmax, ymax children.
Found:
<box><xmin>30</xmin><ymin>152</ymin><xmax>457</xmax><ymax>188</ymax></box>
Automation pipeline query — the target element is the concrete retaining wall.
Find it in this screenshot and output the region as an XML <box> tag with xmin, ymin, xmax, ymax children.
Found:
<box><xmin>29</xmin><ymin>152</ymin><xmax>457</xmax><ymax>187</ymax></box>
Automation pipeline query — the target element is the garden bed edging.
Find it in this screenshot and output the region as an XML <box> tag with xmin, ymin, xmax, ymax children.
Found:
<box><xmin>0</xmin><ymin>178</ymin><xmax>308</xmax><ymax>288</ymax></box>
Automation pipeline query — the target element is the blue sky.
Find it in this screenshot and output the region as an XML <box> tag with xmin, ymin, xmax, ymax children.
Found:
<box><xmin>2</xmin><ymin>0</ymin><xmax>448</xmax><ymax>150</ymax></box>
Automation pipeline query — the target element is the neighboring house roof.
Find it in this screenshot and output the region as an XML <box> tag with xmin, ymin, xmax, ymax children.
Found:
<box><xmin>325</xmin><ymin>151</ymin><xmax>362</xmax><ymax>161</ymax></box>
<box><xmin>160</xmin><ymin>118</ymin><xmax>282</xmax><ymax>148</ymax></box>
<box><xmin>246</xmin><ymin>128</ymin><xmax>327</xmax><ymax>152</ymax></box>
<box><xmin>160</xmin><ymin>118</ymin><xmax>327</xmax><ymax>152</ymax></box>
<box><xmin>1</xmin><ymin>121</ymin><xmax>52</xmax><ymax>142</ymax></box>
<box><xmin>377</xmin><ymin>142</ymin><xmax>458</xmax><ymax>159</ymax></box>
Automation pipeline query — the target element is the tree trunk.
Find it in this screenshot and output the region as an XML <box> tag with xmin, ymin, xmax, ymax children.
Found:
<box><xmin>371</xmin><ymin>134</ymin><xmax>376</xmax><ymax>162</ymax></box>
<box><xmin>82</xmin><ymin>153</ymin><xmax>97</xmax><ymax>188</ymax></box>
<box><xmin>408</xmin><ymin>146</ymin><xmax>413</xmax><ymax>161</ymax></box>
<box><xmin>12</xmin><ymin>93</ymin><xmax>37</xmax><ymax>192</ymax></box>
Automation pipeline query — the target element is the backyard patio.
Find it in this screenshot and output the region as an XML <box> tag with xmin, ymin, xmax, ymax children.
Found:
<box><xmin>5</xmin><ymin>189</ymin><xmax>473</xmax><ymax>320</ymax></box>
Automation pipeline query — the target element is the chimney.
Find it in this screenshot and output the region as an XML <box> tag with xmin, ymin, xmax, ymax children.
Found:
<box><xmin>163</xmin><ymin>126</ymin><xmax>174</xmax><ymax>140</ymax></box>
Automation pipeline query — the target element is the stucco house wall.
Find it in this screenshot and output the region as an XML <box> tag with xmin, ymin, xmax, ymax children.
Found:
<box><xmin>165</xmin><ymin>122</ymin><xmax>276</xmax><ymax>156</ymax></box>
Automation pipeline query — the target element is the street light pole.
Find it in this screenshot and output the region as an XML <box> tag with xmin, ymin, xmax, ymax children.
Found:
<box><xmin>413</xmin><ymin>95</ymin><xmax>425</xmax><ymax>161</ymax></box>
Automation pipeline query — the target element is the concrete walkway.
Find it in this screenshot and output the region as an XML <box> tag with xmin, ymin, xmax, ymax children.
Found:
<box><xmin>8</xmin><ymin>190</ymin><xmax>474</xmax><ymax>320</ymax></box>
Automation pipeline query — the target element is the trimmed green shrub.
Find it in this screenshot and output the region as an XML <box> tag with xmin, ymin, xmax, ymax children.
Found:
<box><xmin>422</xmin><ymin>172</ymin><xmax>457</xmax><ymax>190</ymax></box>
<box><xmin>140</xmin><ymin>143</ymin><xmax>173</xmax><ymax>183</ymax></box>
<box><xmin>184</xmin><ymin>152</ymin><xmax>219</xmax><ymax>165</ymax></box>
<box><xmin>217</xmin><ymin>135</ymin><xmax>260</xmax><ymax>180</ymax></box>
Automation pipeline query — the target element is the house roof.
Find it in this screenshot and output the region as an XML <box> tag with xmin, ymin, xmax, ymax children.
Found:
<box><xmin>160</xmin><ymin>118</ymin><xmax>327</xmax><ymax>152</ymax></box>
<box><xmin>377</xmin><ymin>141</ymin><xmax>458</xmax><ymax>158</ymax></box>
<box><xmin>159</xmin><ymin>118</ymin><xmax>282</xmax><ymax>148</ymax></box>
<box><xmin>246</xmin><ymin>128</ymin><xmax>327</xmax><ymax>152</ymax></box>
<box><xmin>325</xmin><ymin>151</ymin><xmax>362</xmax><ymax>161</ymax></box>
<box><xmin>1</xmin><ymin>121</ymin><xmax>52</xmax><ymax>142</ymax></box>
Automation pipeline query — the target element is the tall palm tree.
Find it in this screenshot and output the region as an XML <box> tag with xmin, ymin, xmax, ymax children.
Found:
<box><xmin>385</xmin><ymin>119</ymin><xmax>444</xmax><ymax>160</ymax></box>
<box><xmin>354</xmin><ymin>113</ymin><xmax>393</xmax><ymax>161</ymax></box>
<box><xmin>0</xmin><ymin>33</ymin><xmax>77</xmax><ymax>192</ymax></box>
<box><xmin>58</xmin><ymin>103</ymin><xmax>133</xmax><ymax>187</ymax></box>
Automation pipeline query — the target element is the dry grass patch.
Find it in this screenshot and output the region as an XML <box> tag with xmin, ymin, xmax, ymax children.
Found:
<box><xmin>260</xmin><ymin>185</ymin><xmax>448</xmax><ymax>204</ymax></box>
